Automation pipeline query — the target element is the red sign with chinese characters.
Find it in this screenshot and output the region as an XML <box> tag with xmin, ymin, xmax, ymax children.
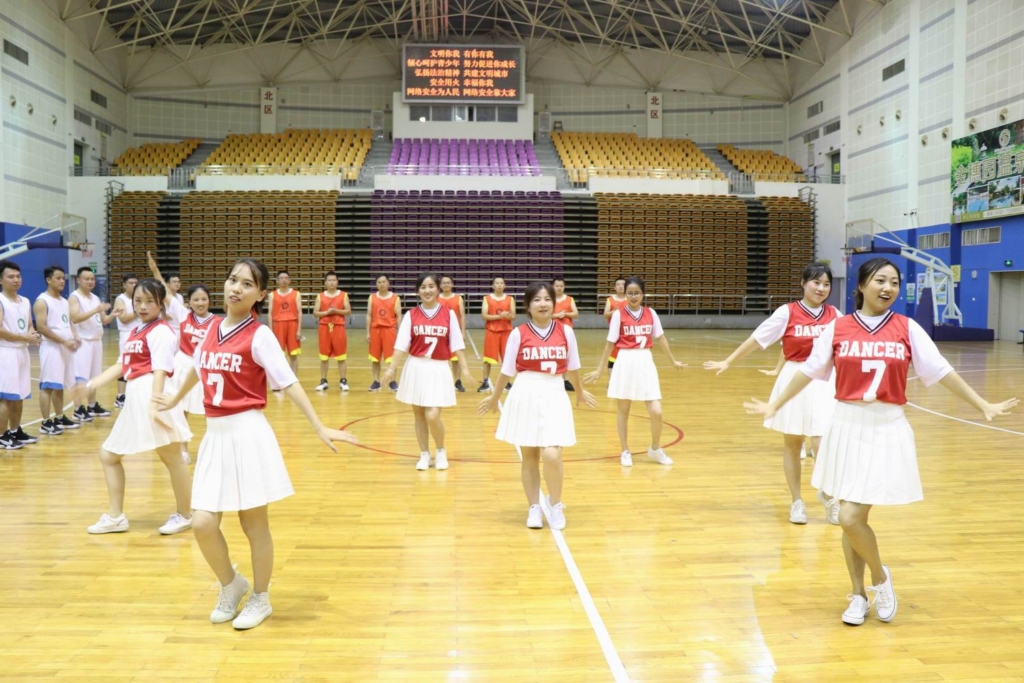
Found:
<box><xmin>402</xmin><ymin>45</ymin><xmax>525</xmax><ymax>103</ymax></box>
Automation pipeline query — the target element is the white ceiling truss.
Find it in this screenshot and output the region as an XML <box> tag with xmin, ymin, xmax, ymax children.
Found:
<box><xmin>58</xmin><ymin>0</ymin><xmax>889</xmax><ymax>100</ymax></box>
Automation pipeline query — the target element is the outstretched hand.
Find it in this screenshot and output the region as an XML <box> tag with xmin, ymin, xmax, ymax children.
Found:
<box><xmin>477</xmin><ymin>395</ymin><xmax>500</xmax><ymax>416</ymax></box>
<box><xmin>982</xmin><ymin>397</ymin><xmax>1019</xmax><ymax>421</ymax></box>
<box><xmin>582</xmin><ymin>369</ymin><xmax>602</xmax><ymax>384</ymax></box>
<box><xmin>578</xmin><ymin>389</ymin><xmax>598</xmax><ymax>409</ymax></box>
<box><xmin>152</xmin><ymin>392</ymin><xmax>179</xmax><ymax>411</ymax></box>
<box><xmin>317</xmin><ymin>426</ymin><xmax>359</xmax><ymax>452</ymax></box>
<box><xmin>671</xmin><ymin>360</ymin><xmax>687</xmax><ymax>370</ymax></box>
<box><xmin>743</xmin><ymin>397</ymin><xmax>777</xmax><ymax>419</ymax></box>
<box><xmin>758</xmin><ymin>368</ymin><xmax>780</xmax><ymax>377</ymax></box>
<box><xmin>703</xmin><ymin>360</ymin><xmax>728</xmax><ymax>375</ymax></box>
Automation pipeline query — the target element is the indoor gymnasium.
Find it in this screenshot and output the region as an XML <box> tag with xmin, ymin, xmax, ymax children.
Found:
<box><xmin>1</xmin><ymin>0</ymin><xmax>1023</xmax><ymax>680</ymax></box>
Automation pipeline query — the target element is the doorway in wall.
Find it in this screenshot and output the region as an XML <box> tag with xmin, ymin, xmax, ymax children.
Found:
<box><xmin>828</xmin><ymin>151</ymin><xmax>840</xmax><ymax>179</ymax></box>
<box><xmin>989</xmin><ymin>271</ymin><xmax>1024</xmax><ymax>341</ymax></box>
<box><xmin>74</xmin><ymin>142</ymin><xmax>84</xmax><ymax>175</ymax></box>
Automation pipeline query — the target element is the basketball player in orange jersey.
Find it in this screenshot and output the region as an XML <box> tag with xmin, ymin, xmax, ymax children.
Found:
<box><xmin>552</xmin><ymin>277</ymin><xmax>579</xmax><ymax>391</ymax></box>
<box><xmin>479</xmin><ymin>276</ymin><xmax>515</xmax><ymax>392</ymax></box>
<box><xmin>367</xmin><ymin>274</ymin><xmax>401</xmax><ymax>392</ymax></box>
<box><xmin>603</xmin><ymin>277</ymin><xmax>628</xmax><ymax>370</ymax></box>
<box><xmin>439</xmin><ymin>275</ymin><xmax>468</xmax><ymax>392</ymax></box>
<box><xmin>267</xmin><ymin>270</ymin><xmax>301</xmax><ymax>374</ymax></box>
<box><xmin>313</xmin><ymin>272</ymin><xmax>350</xmax><ymax>392</ymax></box>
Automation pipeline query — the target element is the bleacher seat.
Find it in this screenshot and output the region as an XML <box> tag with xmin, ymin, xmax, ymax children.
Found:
<box><xmin>199</xmin><ymin>129</ymin><xmax>371</xmax><ymax>179</ymax></box>
<box><xmin>113</xmin><ymin>139</ymin><xmax>201</xmax><ymax>176</ymax></box>
<box><xmin>761</xmin><ymin>196</ymin><xmax>815</xmax><ymax>299</ymax></box>
<box><xmin>552</xmin><ymin>132</ymin><xmax>726</xmax><ymax>182</ymax></box>
<box><xmin>719</xmin><ymin>145</ymin><xmax>805</xmax><ymax>181</ymax></box>
<box><xmin>387</xmin><ymin>139</ymin><xmax>540</xmax><ymax>176</ymax></box>
<box><xmin>107</xmin><ymin>192</ymin><xmax>165</xmax><ymax>276</ymax></box>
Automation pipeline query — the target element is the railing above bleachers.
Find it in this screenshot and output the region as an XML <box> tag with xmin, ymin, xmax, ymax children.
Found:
<box><xmin>72</xmin><ymin>164</ymin><xmax>845</xmax><ymax>189</ymax></box>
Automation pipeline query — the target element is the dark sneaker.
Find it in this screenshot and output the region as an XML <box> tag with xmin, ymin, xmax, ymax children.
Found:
<box><xmin>12</xmin><ymin>427</ymin><xmax>38</xmax><ymax>444</ymax></box>
<box><xmin>114</xmin><ymin>394</ymin><xmax>125</xmax><ymax>408</ymax></box>
<box><xmin>369</xmin><ymin>381</ymin><xmax>381</xmax><ymax>392</ymax></box>
<box><xmin>504</xmin><ymin>382</ymin><xmax>512</xmax><ymax>391</ymax></box>
<box><xmin>454</xmin><ymin>379</ymin><xmax>465</xmax><ymax>392</ymax></box>
<box><xmin>40</xmin><ymin>419</ymin><xmax>62</xmax><ymax>436</ymax></box>
<box><xmin>0</xmin><ymin>431</ymin><xmax>24</xmax><ymax>450</ymax></box>
<box><xmin>388</xmin><ymin>381</ymin><xmax>398</xmax><ymax>391</ymax></box>
<box><xmin>476</xmin><ymin>380</ymin><xmax>491</xmax><ymax>393</ymax></box>
<box><xmin>90</xmin><ymin>402</ymin><xmax>112</xmax><ymax>417</ymax></box>
<box><xmin>58</xmin><ymin>415</ymin><xmax>81</xmax><ymax>430</ymax></box>
<box><xmin>340</xmin><ymin>379</ymin><xmax>350</xmax><ymax>392</ymax></box>
<box><xmin>315</xmin><ymin>379</ymin><xmax>329</xmax><ymax>392</ymax></box>
<box><xmin>73</xmin><ymin>405</ymin><xmax>94</xmax><ymax>423</ymax></box>
<box><xmin>564</xmin><ymin>380</ymin><xmax>575</xmax><ymax>392</ymax></box>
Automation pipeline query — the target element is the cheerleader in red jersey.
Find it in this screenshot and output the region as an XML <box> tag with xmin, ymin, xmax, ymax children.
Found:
<box><xmin>704</xmin><ymin>262</ymin><xmax>841</xmax><ymax>525</ymax></box>
<box><xmin>382</xmin><ymin>272</ymin><xmax>475</xmax><ymax>471</ymax></box>
<box><xmin>81</xmin><ymin>278</ymin><xmax>194</xmax><ymax>536</ymax></box>
<box><xmin>171</xmin><ymin>284</ymin><xmax>219</xmax><ymax>464</ymax></box>
<box><xmin>552</xmin><ymin>277</ymin><xmax>579</xmax><ymax>393</ymax></box>
<box><xmin>155</xmin><ymin>258</ymin><xmax>357</xmax><ymax>631</ymax></box>
<box><xmin>478</xmin><ymin>282</ymin><xmax>597</xmax><ymax>530</ymax></box>
<box><xmin>438</xmin><ymin>274</ymin><xmax>468</xmax><ymax>392</ymax></box>
<box><xmin>602</xmin><ymin>277</ymin><xmax>628</xmax><ymax>370</ymax></box>
<box><xmin>746</xmin><ymin>258</ymin><xmax>1017</xmax><ymax>626</ymax></box>
<box><xmin>585</xmin><ymin>276</ymin><xmax>685</xmax><ymax>467</ymax></box>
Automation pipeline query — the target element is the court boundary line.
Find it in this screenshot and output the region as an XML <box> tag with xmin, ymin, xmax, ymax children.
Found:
<box><xmin>906</xmin><ymin>366</ymin><xmax>1024</xmax><ymax>437</ymax></box>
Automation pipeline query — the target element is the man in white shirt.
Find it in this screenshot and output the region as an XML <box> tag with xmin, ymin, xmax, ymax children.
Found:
<box><xmin>69</xmin><ymin>266</ymin><xmax>122</xmax><ymax>421</ymax></box>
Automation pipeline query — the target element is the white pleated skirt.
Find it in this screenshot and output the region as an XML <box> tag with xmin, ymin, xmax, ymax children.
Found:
<box><xmin>170</xmin><ymin>350</ymin><xmax>206</xmax><ymax>415</ymax></box>
<box><xmin>192</xmin><ymin>409</ymin><xmax>294</xmax><ymax>512</ymax></box>
<box><xmin>396</xmin><ymin>355</ymin><xmax>457</xmax><ymax>407</ymax></box>
<box><xmin>607</xmin><ymin>348</ymin><xmax>661</xmax><ymax>401</ymax></box>
<box><xmin>763</xmin><ymin>360</ymin><xmax>837</xmax><ymax>436</ymax></box>
<box><xmin>102</xmin><ymin>374</ymin><xmax>192</xmax><ymax>455</ymax></box>
<box><xmin>496</xmin><ymin>371</ymin><xmax>577</xmax><ymax>447</ymax></box>
<box><xmin>811</xmin><ymin>401</ymin><xmax>922</xmax><ymax>505</ymax></box>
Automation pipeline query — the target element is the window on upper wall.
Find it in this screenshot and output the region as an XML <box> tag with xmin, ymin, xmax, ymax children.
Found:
<box><xmin>807</xmin><ymin>101</ymin><xmax>823</xmax><ymax>118</ymax></box>
<box><xmin>803</xmin><ymin>129</ymin><xmax>820</xmax><ymax>144</ymax></box>
<box><xmin>824</xmin><ymin>120</ymin><xmax>841</xmax><ymax>135</ymax></box>
<box><xmin>962</xmin><ymin>226</ymin><xmax>1001</xmax><ymax>246</ymax></box>
<box><xmin>475</xmin><ymin>106</ymin><xmax>497</xmax><ymax>122</ymax></box>
<box><xmin>95</xmin><ymin>120</ymin><xmax>112</xmax><ymax>135</ymax></box>
<box><xmin>3</xmin><ymin>39</ymin><xmax>29</xmax><ymax>65</ymax></box>
<box><xmin>74</xmin><ymin>110</ymin><xmax>92</xmax><ymax>126</ymax></box>
<box><xmin>91</xmin><ymin>90</ymin><xmax>107</xmax><ymax>108</ymax></box>
<box><xmin>917</xmin><ymin>232</ymin><xmax>950</xmax><ymax>250</ymax></box>
<box><xmin>409</xmin><ymin>105</ymin><xmax>430</xmax><ymax>122</ymax></box>
<box><xmin>882</xmin><ymin>59</ymin><xmax>906</xmax><ymax>81</ymax></box>
<box><xmin>497</xmin><ymin>106</ymin><xmax>518</xmax><ymax>123</ymax></box>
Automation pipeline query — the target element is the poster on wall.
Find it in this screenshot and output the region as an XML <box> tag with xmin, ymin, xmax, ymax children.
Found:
<box><xmin>951</xmin><ymin>118</ymin><xmax>1024</xmax><ymax>223</ymax></box>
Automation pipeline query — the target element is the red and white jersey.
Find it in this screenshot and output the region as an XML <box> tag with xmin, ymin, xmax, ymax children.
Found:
<box><xmin>121</xmin><ymin>319</ymin><xmax>176</xmax><ymax>379</ymax></box>
<box><xmin>515</xmin><ymin>321</ymin><xmax>570</xmax><ymax>374</ymax></box>
<box><xmin>607</xmin><ymin>306</ymin><xmax>663</xmax><ymax>350</ymax></box>
<box><xmin>194</xmin><ymin>315</ymin><xmax>298</xmax><ymax>417</ymax></box>
<box><xmin>179</xmin><ymin>311</ymin><xmax>220</xmax><ymax>356</ymax></box>
<box><xmin>753</xmin><ymin>301</ymin><xmax>841</xmax><ymax>362</ymax></box>
<box><xmin>803</xmin><ymin>311</ymin><xmax>953</xmax><ymax>405</ymax></box>
<box><xmin>395</xmin><ymin>304</ymin><xmax>462</xmax><ymax>360</ymax></box>
<box><xmin>501</xmin><ymin>321</ymin><xmax>581</xmax><ymax>377</ymax></box>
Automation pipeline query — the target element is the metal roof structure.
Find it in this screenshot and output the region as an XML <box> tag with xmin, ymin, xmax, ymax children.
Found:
<box><xmin>58</xmin><ymin>0</ymin><xmax>889</xmax><ymax>98</ymax></box>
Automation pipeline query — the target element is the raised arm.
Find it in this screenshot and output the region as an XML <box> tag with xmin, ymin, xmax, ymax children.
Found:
<box><xmin>939</xmin><ymin>372</ymin><xmax>1019</xmax><ymax>421</ymax></box>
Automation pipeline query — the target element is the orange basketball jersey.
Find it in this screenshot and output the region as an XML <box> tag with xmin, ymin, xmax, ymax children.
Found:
<box><xmin>554</xmin><ymin>295</ymin><xmax>575</xmax><ymax>327</ymax></box>
<box><xmin>371</xmin><ymin>293</ymin><xmax>398</xmax><ymax>328</ymax></box>
<box><xmin>485</xmin><ymin>295</ymin><xmax>513</xmax><ymax>332</ymax></box>
<box><xmin>318</xmin><ymin>290</ymin><xmax>347</xmax><ymax>327</ymax></box>
<box><xmin>271</xmin><ymin>289</ymin><xmax>299</xmax><ymax>322</ymax></box>
<box><xmin>439</xmin><ymin>294</ymin><xmax>464</xmax><ymax>327</ymax></box>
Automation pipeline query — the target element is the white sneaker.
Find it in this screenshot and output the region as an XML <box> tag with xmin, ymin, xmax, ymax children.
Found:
<box><xmin>434</xmin><ymin>448</ymin><xmax>449</xmax><ymax>470</ymax></box>
<box><xmin>87</xmin><ymin>513</ymin><xmax>128</xmax><ymax>534</ymax></box>
<box><xmin>526</xmin><ymin>504</ymin><xmax>543</xmax><ymax>529</ymax></box>
<box><xmin>415</xmin><ymin>452</ymin><xmax>431</xmax><ymax>470</ymax></box>
<box><xmin>158</xmin><ymin>512</ymin><xmax>193</xmax><ymax>535</ymax></box>
<box><xmin>789</xmin><ymin>499</ymin><xmax>808</xmax><ymax>524</ymax></box>
<box><xmin>817</xmin><ymin>490</ymin><xmax>840</xmax><ymax>525</ymax></box>
<box><xmin>547</xmin><ymin>497</ymin><xmax>566</xmax><ymax>530</ymax></box>
<box><xmin>647</xmin><ymin>447</ymin><xmax>673</xmax><ymax>465</ymax></box>
<box><xmin>181</xmin><ymin>450</ymin><xmax>192</xmax><ymax>465</ymax></box>
<box><xmin>210</xmin><ymin>573</ymin><xmax>250</xmax><ymax>624</ymax></box>
<box><xmin>868</xmin><ymin>565</ymin><xmax>897</xmax><ymax>622</ymax></box>
<box><xmin>620</xmin><ymin>450</ymin><xmax>633</xmax><ymax>467</ymax></box>
<box><xmin>233</xmin><ymin>591</ymin><xmax>272</xmax><ymax>630</ymax></box>
<box><xmin>842</xmin><ymin>594</ymin><xmax>871</xmax><ymax>625</ymax></box>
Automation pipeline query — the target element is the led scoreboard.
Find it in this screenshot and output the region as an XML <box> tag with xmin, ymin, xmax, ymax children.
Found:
<box><xmin>402</xmin><ymin>44</ymin><xmax>525</xmax><ymax>104</ymax></box>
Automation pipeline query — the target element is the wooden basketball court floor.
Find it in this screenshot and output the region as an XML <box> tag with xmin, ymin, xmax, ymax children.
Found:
<box><xmin>2</xmin><ymin>329</ymin><xmax>1023</xmax><ymax>682</ymax></box>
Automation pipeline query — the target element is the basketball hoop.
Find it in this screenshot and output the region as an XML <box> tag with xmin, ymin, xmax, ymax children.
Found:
<box><xmin>80</xmin><ymin>242</ymin><xmax>94</xmax><ymax>258</ymax></box>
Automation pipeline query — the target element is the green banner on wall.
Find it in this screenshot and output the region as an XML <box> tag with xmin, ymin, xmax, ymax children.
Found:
<box><xmin>951</xmin><ymin>119</ymin><xmax>1024</xmax><ymax>223</ymax></box>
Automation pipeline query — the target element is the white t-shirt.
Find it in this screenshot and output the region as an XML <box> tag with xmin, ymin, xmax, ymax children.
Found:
<box><xmin>166</xmin><ymin>297</ymin><xmax>190</xmax><ymax>342</ymax></box>
<box><xmin>394</xmin><ymin>306</ymin><xmax>465</xmax><ymax>354</ymax></box>
<box><xmin>801</xmin><ymin>315</ymin><xmax>954</xmax><ymax>387</ymax></box>
<box><xmin>115</xmin><ymin>293</ymin><xmax>135</xmax><ymax>333</ymax></box>
<box><xmin>606</xmin><ymin>308</ymin><xmax>664</xmax><ymax>343</ymax></box>
<box><xmin>134</xmin><ymin>323</ymin><xmax>177</xmax><ymax>374</ymax></box>
<box><xmin>500</xmin><ymin>323</ymin><xmax>582</xmax><ymax>377</ymax></box>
